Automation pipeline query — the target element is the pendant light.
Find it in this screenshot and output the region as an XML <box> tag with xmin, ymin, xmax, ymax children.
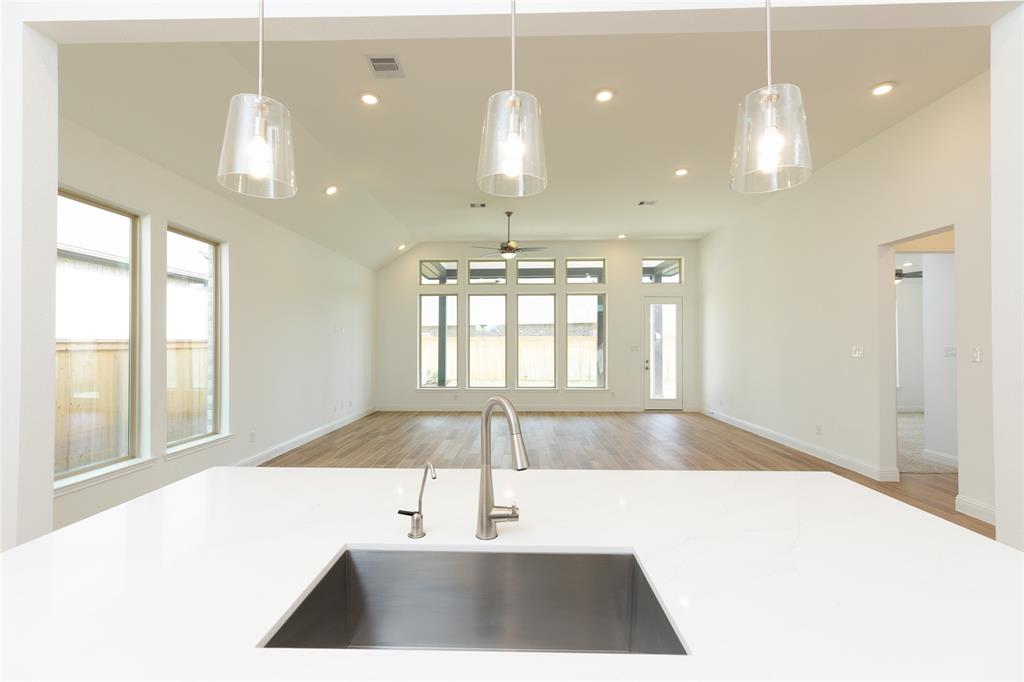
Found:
<box><xmin>477</xmin><ymin>0</ymin><xmax>548</xmax><ymax>197</ymax></box>
<box><xmin>217</xmin><ymin>0</ymin><xmax>297</xmax><ymax>199</ymax></box>
<box><xmin>730</xmin><ymin>0</ymin><xmax>812</xmax><ymax>193</ymax></box>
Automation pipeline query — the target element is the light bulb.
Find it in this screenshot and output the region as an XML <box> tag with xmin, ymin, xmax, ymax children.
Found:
<box><xmin>757</xmin><ymin>125</ymin><xmax>784</xmax><ymax>174</ymax></box>
<box><xmin>246</xmin><ymin>134</ymin><xmax>272</xmax><ymax>180</ymax></box>
<box><xmin>500</xmin><ymin>131</ymin><xmax>525</xmax><ymax>178</ymax></box>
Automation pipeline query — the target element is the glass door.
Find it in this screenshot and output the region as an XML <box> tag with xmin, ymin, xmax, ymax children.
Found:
<box><xmin>643</xmin><ymin>297</ymin><xmax>683</xmax><ymax>410</ymax></box>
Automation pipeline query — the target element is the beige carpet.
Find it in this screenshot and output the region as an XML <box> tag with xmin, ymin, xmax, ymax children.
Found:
<box><xmin>897</xmin><ymin>412</ymin><xmax>957</xmax><ymax>474</ymax></box>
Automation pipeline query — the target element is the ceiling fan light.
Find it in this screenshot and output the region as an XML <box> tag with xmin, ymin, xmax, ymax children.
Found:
<box><xmin>730</xmin><ymin>83</ymin><xmax>812</xmax><ymax>194</ymax></box>
<box><xmin>501</xmin><ymin>251</ymin><xmax>517</xmax><ymax>260</ymax></box>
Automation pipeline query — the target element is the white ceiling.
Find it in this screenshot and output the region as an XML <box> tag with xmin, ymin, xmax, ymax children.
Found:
<box><xmin>59</xmin><ymin>24</ymin><xmax>988</xmax><ymax>267</ymax></box>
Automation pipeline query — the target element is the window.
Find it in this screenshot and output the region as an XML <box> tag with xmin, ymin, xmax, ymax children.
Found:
<box><xmin>566</xmin><ymin>259</ymin><xmax>605</xmax><ymax>284</ymax></box>
<box><xmin>642</xmin><ymin>258</ymin><xmax>683</xmax><ymax>283</ymax></box>
<box><xmin>469</xmin><ymin>295</ymin><xmax>506</xmax><ymax>387</ymax></box>
<box><xmin>469</xmin><ymin>260</ymin><xmax>507</xmax><ymax>284</ymax></box>
<box><xmin>517</xmin><ymin>259</ymin><xmax>555</xmax><ymax>284</ymax></box>
<box><xmin>55</xmin><ymin>192</ymin><xmax>137</xmax><ymax>477</ymax></box>
<box><xmin>167</xmin><ymin>228</ymin><xmax>219</xmax><ymax>445</ymax></box>
<box><xmin>567</xmin><ymin>294</ymin><xmax>606</xmax><ymax>388</ymax></box>
<box><xmin>420</xmin><ymin>260</ymin><xmax>458</xmax><ymax>285</ymax></box>
<box><xmin>419</xmin><ymin>295</ymin><xmax>458</xmax><ymax>388</ymax></box>
<box><xmin>518</xmin><ymin>295</ymin><xmax>555</xmax><ymax>388</ymax></box>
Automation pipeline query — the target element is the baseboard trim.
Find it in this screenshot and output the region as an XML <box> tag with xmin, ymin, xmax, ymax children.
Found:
<box><xmin>237</xmin><ymin>408</ymin><xmax>375</xmax><ymax>467</ymax></box>
<box><xmin>922</xmin><ymin>448</ymin><xmax>958</xmax><ymax>467</ymax></box>
<box><xmin>705</xmin><ymin>410</ymin><xmax>898</xmax><ymax>482</ymax></box>
<box><xmin>955</xmin><ymin>494</ymin><xmax>996</xmax><ymax>524</ymax></box>
<box><xmin>375</xmin><ymin>403</ymin><xmax>642</xmax><ymax>413</ymax></box>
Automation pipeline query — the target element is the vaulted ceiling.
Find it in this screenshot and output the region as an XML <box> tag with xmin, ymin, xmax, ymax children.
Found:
<box><xmin>59</xmin><ymin>23</ymin><xmax>987</xmax><ymax>267</ymax></box>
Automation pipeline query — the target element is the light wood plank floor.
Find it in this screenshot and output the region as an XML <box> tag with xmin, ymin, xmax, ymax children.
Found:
<box><xmin>265</xmin><ymin>411</ymin><xmax>995</xmax><ymax>538</ymax></box>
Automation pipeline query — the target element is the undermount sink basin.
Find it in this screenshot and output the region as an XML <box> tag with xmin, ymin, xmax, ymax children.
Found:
<box><xmin>263</xmin><ymin>549</ymin><xmax>686</xmax><ymax>655</ymax></box>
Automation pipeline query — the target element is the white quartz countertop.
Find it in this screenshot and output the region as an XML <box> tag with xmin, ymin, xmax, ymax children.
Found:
<box><xmin>2</xmin><ymin>467</ymin><xmax>1021</xmax><ymax>680</ymax></box>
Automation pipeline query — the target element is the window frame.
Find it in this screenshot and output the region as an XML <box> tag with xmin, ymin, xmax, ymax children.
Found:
<box><xmin>417</xmin><ymin>292</ymin><xmax>459</xmax><ymax>389</ymax></box>
<box><xmin>641</xmin><ymin>257</ymin><xmax>684</xmax><ymax>284</ymax></box>
<box><xmin>515</xmin><ymin>258</ymin><xmax>557</xmax><ymax>285</ymax></box>
<box><xmin>54</xmin><ymin>188</ymin><xmax>142</xmax><ymax>481</ymax></box>
<box><xmin>468</xmin><ymin>259</ymin><xmax>508</xmax><ymax>285</ymax></box>
<box><xmin>165</xmin><ymin>224</ymin><xmax>222</xmax><ymax>448</ymax></box>
<box><xmin>565</xmin><ymin>258</ymin><xmax>606</xmax><ymax>285</ymax></box>
<box><xmin>467</xmin><ymin>293</ymin><xmax>508</xmax><ymax>389</ymax></box>
<box><xmin>565</xmin><ymin>292</ymin><xmax>608</xmax><ymax>390</ymax></box>
<box><xmin>419</xmin><ymin>259</ymin><xmax>459</xmax><ymax>286</ymax></box>
<box><xmin>516</xmin><ymin>293</ymin><xmax>557</xmax><ymax>389</ymax></box>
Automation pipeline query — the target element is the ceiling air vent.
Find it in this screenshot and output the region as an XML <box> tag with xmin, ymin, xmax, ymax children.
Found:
<box><xmin>470</xmin><ymin>203</ymin><xmax>487</xmax><ymax>208</ymax></box>
<box><xmin>638</xmin><ymin>200</ymin><xmax>657</xmax><ymax>207</ymax></box>
<box><xmin>367</xmin><ymin>55</ymin><xmax>404</xmax><ymax>79</ymax></box>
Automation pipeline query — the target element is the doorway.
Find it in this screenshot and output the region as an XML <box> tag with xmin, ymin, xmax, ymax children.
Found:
<box><xmin>643</xmin><ymin>297</ymin><xmax>683</xmax><ymax>410</ymax></box>
<box><xmin>891</xmin><ymin>229</ymin><xmax>957</xmax><ymax>475</ymax></box>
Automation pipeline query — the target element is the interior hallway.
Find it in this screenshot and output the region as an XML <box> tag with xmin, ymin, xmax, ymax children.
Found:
<box><xmin>266</xmin><ymin>411</ymin><xmax>993</xmax><ymax>538</ymax></box>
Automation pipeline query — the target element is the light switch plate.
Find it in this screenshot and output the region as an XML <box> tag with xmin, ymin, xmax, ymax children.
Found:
<box><xmin>972</xmin><ymin>347</ymin><xmax>982</xmax><ymax>363</ymax></box>
<box><xmin>944</xmin><ymin>346</ymin><xmax>958</xmax><ymax>358</ymax></box>
<box><xmin>851</xmin><ymin>345</ymin><xmax>865</xmax><ymax>358</ymax></box>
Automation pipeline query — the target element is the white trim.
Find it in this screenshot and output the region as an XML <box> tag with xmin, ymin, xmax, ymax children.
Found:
<box><xmin>164</xmin><ymin>433</ymin><xmax>234</xmax><ymax>461</ymax></box>
<box><xmin>921</xmin><ymin>448</ymin><xmax>958</xmax><ymax>468</ymax></box>
<box><xmin>955</xmin><ymin>494</ymin><xmax>996</xmax><ymax>524</ymax></box>
<box><xmin>375</xmin><ymin>403</ymin><xmax>640</xmax><ymax>412</ymax></box>
<box><xmin>896</xmin><ymin>406</ymin><xmax>924</xmax><ymax>413</ymax></box>
<box><xmin>54</xmin><ymin>457</ymin><xmax>156</xmax><ymax>498</ymax></box>
<box><xmin>705</xmin><ymin>410</ymin><xmax>900</xmax><ymax>482</ymax></box>
<box><xmin>236</xmin><ymin>408</ymin><xmax>375</xmax><ymax>467</ymax></box>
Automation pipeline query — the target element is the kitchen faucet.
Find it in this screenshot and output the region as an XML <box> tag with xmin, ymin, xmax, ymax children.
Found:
<box><xmin>477</xmin><ymin>396</ymin><xmax>530</xmax><ymax>540</ymax></box>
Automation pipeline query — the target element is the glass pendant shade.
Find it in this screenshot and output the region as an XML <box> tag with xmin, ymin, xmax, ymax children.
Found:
<box><xmin>477</xmin><ymin>90</ymin><xmax>547</xmax><ymax>197</ymax></box>
<box><xmin>730</xmin><ymin>83</ymin><xmax>812</xmax><ymax>194</ymax></box>
<box><xmin>217</xmin><ymin>93</ymin><xmax>297</xmax><ymax>199</ymax></box>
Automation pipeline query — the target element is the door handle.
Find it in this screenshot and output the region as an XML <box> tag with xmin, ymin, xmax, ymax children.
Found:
<box><xmin>644</xmin><ymin>359</ymin><xmax>650</xmax><ymax>370</ymax></box>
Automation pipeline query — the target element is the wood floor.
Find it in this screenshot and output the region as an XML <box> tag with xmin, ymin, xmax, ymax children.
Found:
<box><xmin>265</xmin><ymin>411</ymin><xmax>995</xmax><ymax>538</ymax></box>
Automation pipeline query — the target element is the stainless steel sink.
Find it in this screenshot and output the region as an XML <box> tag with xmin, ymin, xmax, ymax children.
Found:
<box><xmin>263</xmin><ymin>549</ymin><xmax>686</xmax><ymax>655</ymax></box>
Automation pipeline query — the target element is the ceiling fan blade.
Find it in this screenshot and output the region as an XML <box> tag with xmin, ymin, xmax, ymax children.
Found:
<box><xmin>514</xmin><ymin>246</ymin><xmax>546</xmax><ymax>252</ymax></box>
<box><xmin>471</xmin><ymin>245</ymin><xmax>499</xmax><ymax>250</ymax></box>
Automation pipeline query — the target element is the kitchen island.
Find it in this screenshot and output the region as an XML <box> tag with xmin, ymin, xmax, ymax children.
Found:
<box><xmin>2</xmin><ymin>467</ymin><xmax>1020</xmax><ymax>680</ymax></box>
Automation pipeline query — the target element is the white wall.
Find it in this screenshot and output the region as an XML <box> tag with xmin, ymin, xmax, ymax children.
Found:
<box><xmin>375</xmin><ymin>240</ymin><xmax>700</xmax><ymax>412</ymax></box>
<box><xmin>51</xmin><ymin>120</ymin><xmax>375</xmax><ymax>528</ymax></box>
<box><xmin>921</xmin><ymin>253</ymin><xmax>957</xmax><ymax>463</ymax></box>
<box><xmin>895</xmin><ymin>279</ymin><xmax>923</xmax><ymax>412</ymax></box>
<box><xmin>700</xmin><ymin>74</ymin><xmax>992</xmax><ymax>511</ymax></box>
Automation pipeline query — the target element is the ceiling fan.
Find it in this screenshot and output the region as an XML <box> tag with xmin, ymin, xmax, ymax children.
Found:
<box><xmin>473</xmin><ymin>211</ymin><xmax>545</xmax><ymax>260</ymax></box>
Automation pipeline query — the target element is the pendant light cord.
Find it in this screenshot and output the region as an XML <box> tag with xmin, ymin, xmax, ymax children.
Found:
<box><xmin>765</xmin><ymin>0</ymin><xmax>772</xmax><ymax>88</ymax></box>
<box><xmin>257</xmin><ymin>0</ymin><xmax>265</xmax><ymax>99</ymax></box>
<box><xmin>507</xmin><ymin>0</ymin><xmax>516</xmax><ymax>92</ymax></box>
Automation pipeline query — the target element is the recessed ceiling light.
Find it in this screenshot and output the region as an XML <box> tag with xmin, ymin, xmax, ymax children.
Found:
<box><xmin>594</xmin><ymin>89</ymin><xmax>615</xmax><ymax>103</ymax></box>
<box><xmin>872</xmin><ymin>82</ymin><xmax>895</xmax><ymax>96</ymax></box>
<box><xmin>617</xmin><ymin>234</ymin><xmax>627</xmax><ymax>239</ymax></box>
<box><xmin>324</xmin><ymin>185</ymin><xmax>338</xmax><ymax>196</ymax></box>
<box><xmin>902</xmin><ymin>261</ymin><xmax>913</xmax><ymax>268</ymax></box>
<box><xmin>398</xmin><ymin>244</ymin><xmax>406</xmax><ymax>251</ymax></box>
<box><xmin>674</xmin><ymin>168</ymin><xmax>689</xmax><ymax>177</ymax></box>
<box><xmin>361</xmin><ymin>93</ymin><xmax>380</xmax><ymax>105</ymax></box>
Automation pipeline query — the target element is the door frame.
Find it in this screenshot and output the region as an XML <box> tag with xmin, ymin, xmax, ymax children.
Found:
<box><xmin>642</xmin><ymin>296</ymin><xmax>684</xmax><ymax>410</ymax></box>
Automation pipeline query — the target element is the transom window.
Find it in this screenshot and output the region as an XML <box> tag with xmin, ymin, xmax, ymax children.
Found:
<box><xmin>642</xmin><ymin>258</ymin><xmax>683</xmax><ymax>284</ymax></box>
<box><xmin>420</xmin><ymin>260</ymin><xmax>458</xmax><ymax>285</ymax></box>
<box><xmin>516</xmin><ymin>259</ymin><xmax>555</xmax><ymax>284</ymax></box>
<box><xmin>469</xmin><ymin>260</ymin><xmax>507</xmax><ymax>285</ymax></box>
<box><xmin>566</xmin><ymin>259</ymin><xmax>605</xmax><ymax>284</ymax></box>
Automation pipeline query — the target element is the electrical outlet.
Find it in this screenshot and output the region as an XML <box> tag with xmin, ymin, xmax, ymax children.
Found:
<box><xmin>249</xmin><ymin>429</ymin><xmax>256</xmax><ymax>443</ymax></box>
<box><xmin>851</xmin><ymin>345</ymin><xmax>864</xmax><ymax>358</ymax></box>
<box><xmin>333</xmin><ymin>404</ymin><xmax>338</xmax><ymax>413</ymax></box>
<box><xmin>348</xmin><ymin>400</ymin><xmax>353</xmax><ymax>408</ymax></box>
<box><xmin>815</xmin><ymin>425</ymin><xmax>822</xmax><ymax>436</ymax></box>
<box><xmin>944</xmin><ymin>346</ymin><xmax>958</xmax><ymax>358</ymax></box>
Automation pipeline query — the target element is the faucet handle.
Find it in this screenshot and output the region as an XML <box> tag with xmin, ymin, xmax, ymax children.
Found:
<box><xmin>398</xmin><ymin>509</ymin><xmax>425</xmax><ymax>539</ymax></box>
<box><xmin>488</xmin><ymin>504</ymin><xmax>520</xmax><ymax>523</ymax></box>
